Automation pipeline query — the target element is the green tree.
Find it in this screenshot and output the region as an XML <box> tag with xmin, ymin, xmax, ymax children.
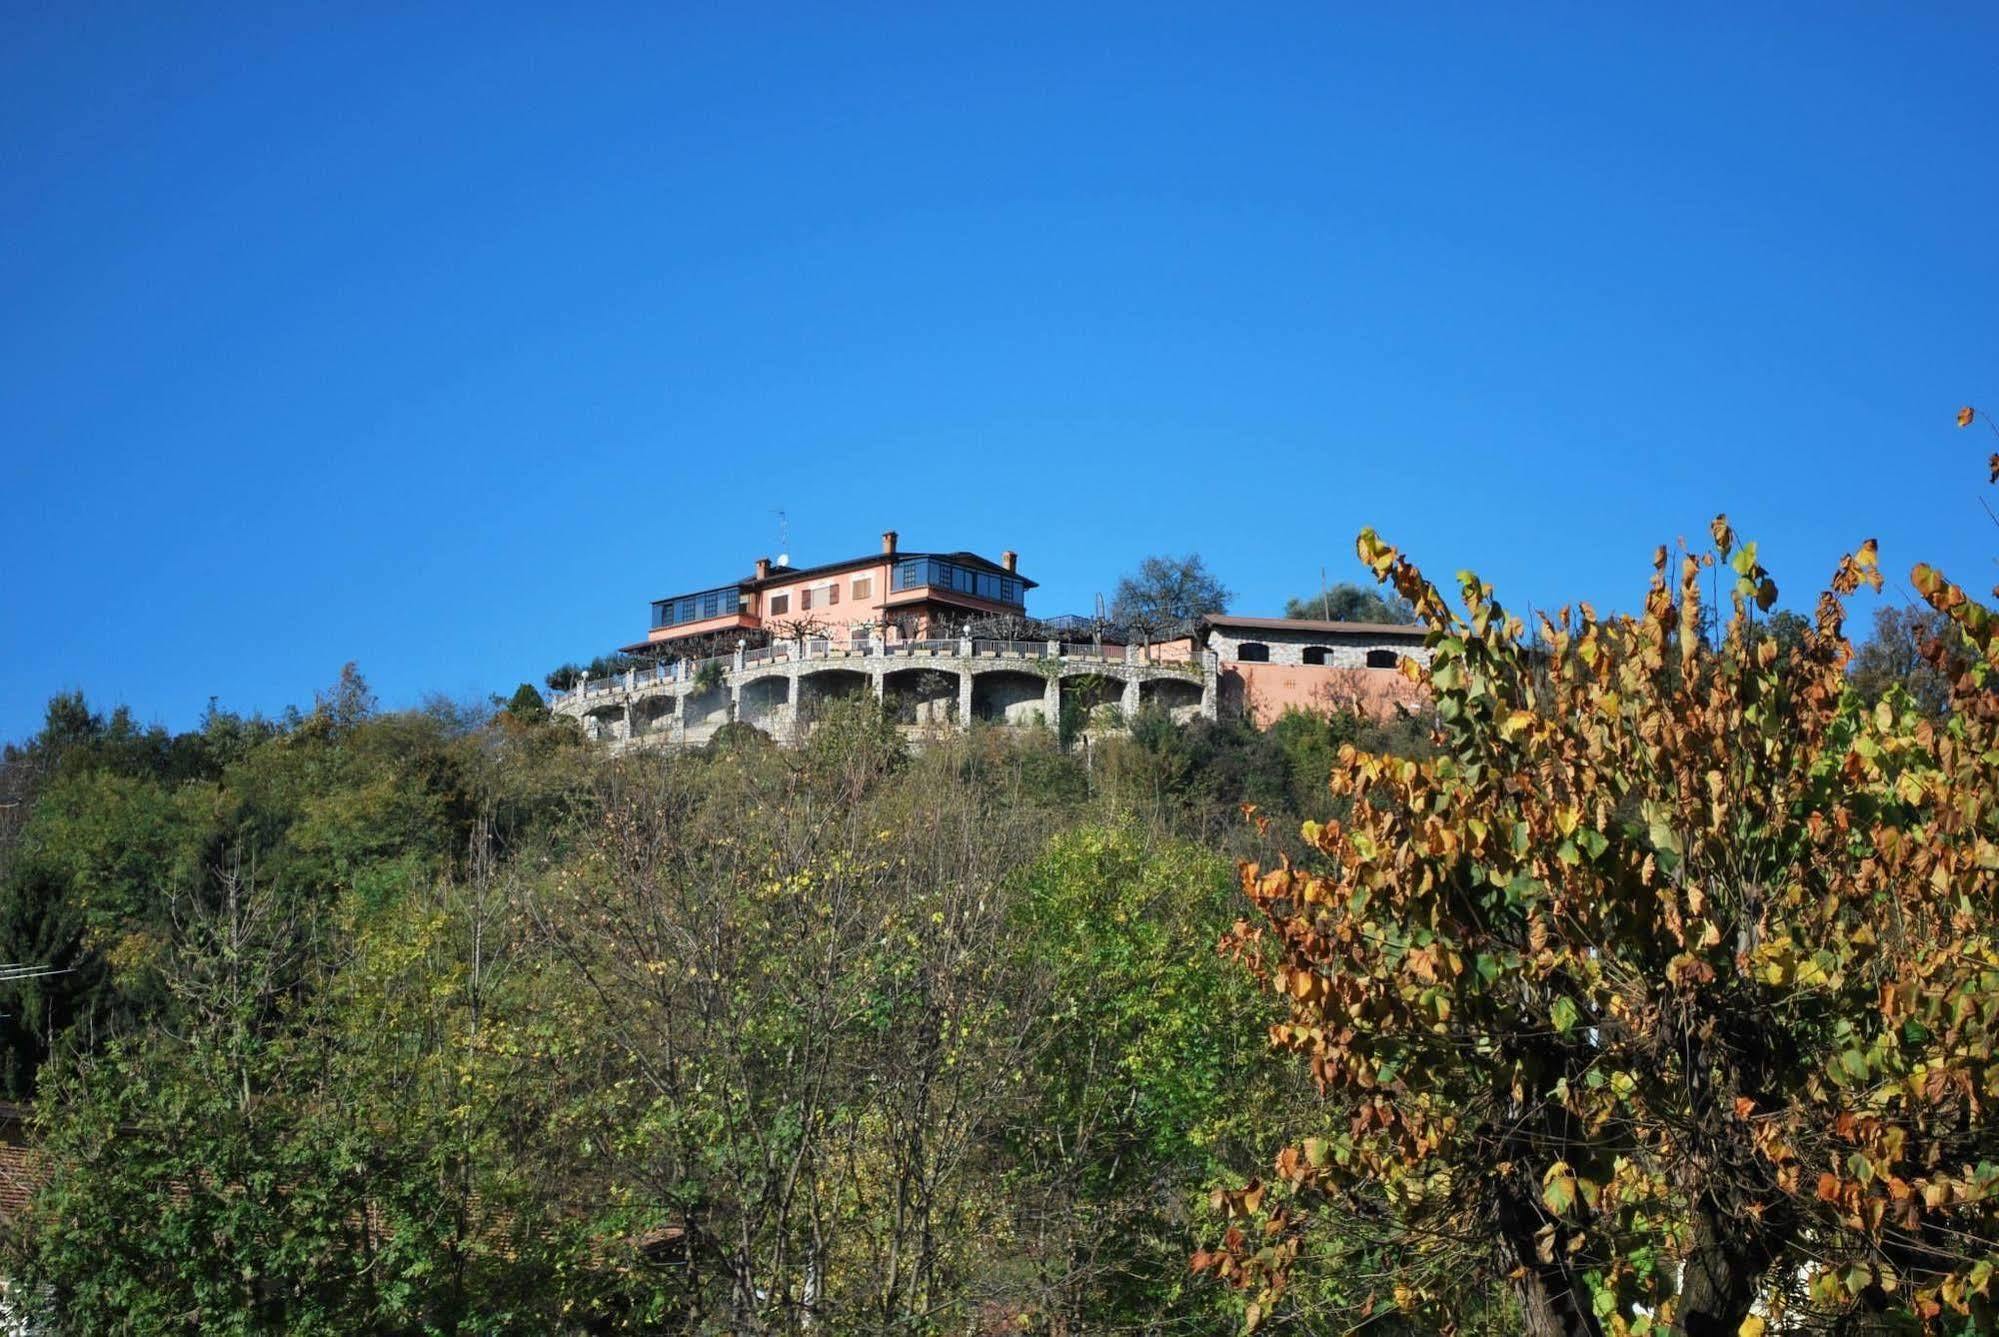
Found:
<box><xmin>1008</xmin><ymin>826</ymin><xmax>1303</xmax><ymax>1331</ymax></box>
<box><xmin>1283</xmin><ymin>580</ymin><xmax>1417</xmax><ymax>625</ymax></box>
<box><xmin>1111</xmin><ymin>553</ymin><xmax>1232</xmax><ymax>635</ymax></box>
<box><xmin>501</xmin><ymin>681</ymin><xmax>550</xmax><ymax>722</ymax></box>
<box><xmin>1848</xmin><ymin>603</ymin><xmax>1957</xmax><ymax>716</ymax></box>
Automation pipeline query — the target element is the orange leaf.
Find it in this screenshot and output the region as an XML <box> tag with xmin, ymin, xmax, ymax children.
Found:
<box><xmin>1959</xmin><ymin>405</ymin><xmax>1976</xmax><ymax>428</ymax></box>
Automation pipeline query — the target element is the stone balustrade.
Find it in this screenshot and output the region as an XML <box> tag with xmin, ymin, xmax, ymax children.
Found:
<box><xmin>547</xmin><ymin>636</ymin><xmax>1217</xmax><ymax>749</ymax></box>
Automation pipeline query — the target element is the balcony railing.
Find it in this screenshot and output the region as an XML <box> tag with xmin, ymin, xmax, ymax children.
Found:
<box><xmin>547</xmin><ymin>636</ymin><xmax>1194</xmax><ymax>704</ymax></box>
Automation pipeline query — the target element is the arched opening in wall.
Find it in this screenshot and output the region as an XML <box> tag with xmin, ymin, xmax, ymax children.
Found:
<box><xmin>685</xmin><ymin>684</ymin><xmax>731</xmax><ymax>733</ymax></box>
<box><xmin>584</xmin><ymin>706</ymin><xmax>624</xmax><ymax>743</ymax></box>
<box><xmin>633</xmin><ymin>695</ymin><xmax>675</xmax><ymax>737</ymax></box>
<box><xmin>1236</xmin><ymin>642</ymin><xmax>1270</xmax><ymax>663</ymax></box>
<box><xmin>797</xmin><ymin>668</ymin><xmax>870</xmax><ymax>723</ymax></box>
<box><xmin>971</xmin><ymin>670</ymin><xmax>1045</xmax><ymax>725</ymax></box>
<box><xmin>739</xmin><ymin>675</ymin><xmax>790</xmax><ymax>728</ymax></box>
<box><xmin>1139</xmin><ymin>676</ymin><xmax>1203</xmax><ymax>723</ymax></box>
<box><xmin>884</xmin><ymin>667</ymin><xmax>958</xmax><ymax>725</ymax></box>
<box><xmin>1365</xmin><ymin>649</ymin><xmax>1400</xmax><ymax>669</ymax></box>
<box><xmin>1302</xmin><ymin>646</ymin><xmax>1332</xmax><ymax>666</ymax></box>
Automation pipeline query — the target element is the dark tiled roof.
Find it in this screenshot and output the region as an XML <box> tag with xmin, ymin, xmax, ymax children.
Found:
<box><xmin>1201</xmin><ymin>613</ymin><xmax>1426</xmax><ymax>638</ymax></box>
<box><xmin>653</xmin><ymin>548</ymin><xmax>1036</xmax><ymax>604</ymax></box>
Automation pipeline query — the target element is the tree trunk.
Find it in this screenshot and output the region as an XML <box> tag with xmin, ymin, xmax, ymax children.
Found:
<box><xmin>1506</xmin><ymin>1241</ymin><xmax>1604</xmax><ymax>1337</ymax></box>
<box><xmin>1674</xmin><ymin>1202</ymin><xmax>1764</xmax><ymax>1337</ymax></box>
<box><xmin>1496</xmin><ymin>1163</ymin><xmax>1602</xmax><ymax>1337</ymax></box>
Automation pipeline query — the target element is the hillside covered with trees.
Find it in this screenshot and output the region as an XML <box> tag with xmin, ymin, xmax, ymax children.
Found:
<box><xmin>5</xmin><ymin>507</ymin><xmax>1999</xmax><ymax>1334</ymax></box>
<box><xmin>0</xmin><ymin>664</ymin><xmax>1424</xmax><ymax>1333</ymax></box>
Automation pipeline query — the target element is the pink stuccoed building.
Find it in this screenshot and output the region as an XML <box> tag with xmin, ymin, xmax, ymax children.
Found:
<box><xmin>621</xmin><ymin>530</ymin><xmax>1035</xmax><ymax>655</ymax></box>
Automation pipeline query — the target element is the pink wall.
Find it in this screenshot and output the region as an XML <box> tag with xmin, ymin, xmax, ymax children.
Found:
<box><xmin>753</xmin><ymin>560</ymin><xmax>894</xmax><ymax>632</ymax></box>
<box><xmin>641</xmin><ymin>611</ymin><xmax>757</xmax><ymax>647</ymax></box>
<box><xmin>1224</xmin><ymin>662</ymin><xmax>1425</xmax><ymax>728</ymax></box>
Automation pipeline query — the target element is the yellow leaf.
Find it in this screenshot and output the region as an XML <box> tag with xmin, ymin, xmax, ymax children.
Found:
<box><xmin>1959</xmin><ymin>405</ymin><xmax>1976</xmax><ymax>428</ymax></box>
<box><xmin>1542</xmin><ymin>1161</ymin><xmax>1578</xmax><ymax>1215</ymax></box>
<box><xmin>1739</xmin><ymin>1316</ymin><xmax>1767</xmax><ymax>1337</ymax></box>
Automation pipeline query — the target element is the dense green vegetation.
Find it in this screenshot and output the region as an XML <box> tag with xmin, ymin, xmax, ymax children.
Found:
<box><xmin>0</xmin><ymin>667</ymin><xmax>1424</xmax><ymax>1333</ymax></box>
<box><xmin>1</xmin><ymin>563</ymin><xmax>1983</xmax><ymax>1336</ymax></box>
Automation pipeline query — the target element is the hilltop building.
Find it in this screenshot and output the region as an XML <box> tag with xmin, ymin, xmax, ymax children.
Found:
<box><xmin>554</xmin><ymin>532</ymin><xmax>1431</xmax><ymax>748</ymax></box>
<box><xmin>623</xmin><ymin>531</ymin><xmax>1034</xmax><ymax>655</ymax></box>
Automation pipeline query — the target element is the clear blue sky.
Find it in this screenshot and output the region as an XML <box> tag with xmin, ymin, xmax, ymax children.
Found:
<box><xmin>4</xmin><ymin>5</ymin><xmax>1996</xmax><ymax>742</ymax></box>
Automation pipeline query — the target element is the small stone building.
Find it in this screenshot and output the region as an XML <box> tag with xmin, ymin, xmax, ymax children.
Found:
<box><xmin>1198</xmin><ymin>614</ymin><xmax>1429</xmax><ymax>726</ymax></box>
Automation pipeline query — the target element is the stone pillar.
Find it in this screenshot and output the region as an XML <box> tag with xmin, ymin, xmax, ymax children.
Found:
<box><xmin>1120</xmin><ymin>675</ymin><xmax>1141</xmax><ymax>720</ymax></box>
<box><xmin>1201</xmin><ymin>650</ymin><xmax>1221</xmax><ymax>720</ymax></box>
<box><xmin>623</xmin><ymin>703</ymin><xmax>635</xmax><ymax>742</ymax></box>
<box><xmin>959</xmin><ymin>636</ymin><xmax>974</xmax><ymax>659</ymax></box>
<box><xmin>870</xmin><ymin>665</ymin><xmax>885</xmax><ymax>699</ymax></box>
<box><xmin>1046</xmin><ymin>638</ymin><xmax>1059</xmax><ymax>659</ymax></box>
<box><xmin>733</xmin><ymin>642</ymin><xmax>747</xmax><ymax>673</ymax></box>
<box><xmin>958</xmin><ymin>669</ymin><xmax>974</xmax><ymax>724</ymax></box>
<box><xmin>1042</xmin><ymin>671</ymin><xmax>1061</xmax><ymax>731</ymax></box>
<box><xmin>671</xmin><ymin>688</ymin><xmax>688</xmax><ymax>745</ymax></box>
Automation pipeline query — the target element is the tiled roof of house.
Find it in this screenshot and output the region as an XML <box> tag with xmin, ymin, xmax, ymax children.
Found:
<box><xmin>739</xmin><ymin>550</ymin><xmax>1034</xmax><ymax>591</ymax></box>
<box><xmin>1201</xmin><ymin>613</ymin><xmax>1427</xmax><ymax>638</ymax></box>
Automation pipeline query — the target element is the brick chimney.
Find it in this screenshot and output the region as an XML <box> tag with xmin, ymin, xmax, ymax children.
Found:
<box><xmin>1001</xmin><ymin>550</ymin><xmax>1017</xmax><ymax>573</ymax></box>
<box><xmin>754</xmin><ymin>556</ymin><xmax>771</xmax><ymax>580</ymax></box>
<box><xmin>881</xmin><ymin>530</ymin><xmax>898</xmax><ymax>556</ymax></box>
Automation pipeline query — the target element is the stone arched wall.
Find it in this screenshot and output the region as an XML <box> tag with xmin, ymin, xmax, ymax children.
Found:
<box><xmin>884</xmin><ymin>666</ymin><xmax>959</xmax><ymax>725</ymax></box>
<box><xmin>971</xmin><ymin>670</ymin><xmax>1046</xmax><ymax>725</ymax></box>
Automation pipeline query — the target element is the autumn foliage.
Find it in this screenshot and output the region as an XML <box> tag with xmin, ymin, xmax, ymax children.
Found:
<box><xmin>1203</xmin><ymin>520</ymin><xmax>1999</xmax><ymax>1334</ymax></box>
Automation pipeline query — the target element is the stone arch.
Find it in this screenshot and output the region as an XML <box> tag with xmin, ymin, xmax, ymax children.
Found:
<box><xmin>739</xmin><ymin>675</ymin><xmax>790</xmax><ymax>728</ymax></box>
<box><xmin>1060</xmin><ymin>671</ymin><xmax>1122</xmax><ymax>718</ymax></box>
<box><xmin>1235</xmin><ymin>642</ymin><xmax>1271</xmax><ymax>663</ymax></box>
<box><xmin>1140</xmin><ymin>675</ymin><xmax>1203</xmax><ymax>722</ymax></box>
<box><xmin>797</xmin><ymin>668</ymin><xmax>871</xmax><ymax>721</ymax></box>
<box><xmin>971</xmin><ymin>670</ymin><xmax>1046</xmax><ymax>725</ymax></box>
<box><xmin>684</xmin><ymin>684</ymin><xmax>731</xmax><ymax>735</ymax></box>
<box><xmin>583</xmin><ymin>704</ymin><xmax>625</xmax><ymax>744</ymax></box>
<box><xmin>883</xmin><ymin>666</ymin><xmax>959</xmax><ymax>725</ymax></box>
<box><xmin>632</xmin><ymin>694</ymin><xmax>676</xmax><ymax>737</ymax></box>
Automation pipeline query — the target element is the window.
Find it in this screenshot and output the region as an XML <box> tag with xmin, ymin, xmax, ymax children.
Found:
<box><xmin>827</xmin><ymin>582</ymin><xmax>839</xmax><ymax>605</ymax></box>
<box><xmin>769</xmin><ymin>593</ymin><xmax>789</xmax><ymax>616</ymax></box>
<box><xmin>1303</xmin><ymin>646</ymin><xmax>1331</xmax><ymax>666</ymax></box>
<box><xmin>800</xmin><ymin>588</ymin><xmax>814</xmax><ymax>612</ymax></box>
<box><xmin>852</xmin><ymin>576</ymin><xmax>871</xmax><ymax>601</ymax></box>
<box><xmin>652</xmin><ymin>585</ymin><xmax>745</xmax><ymax>629</ymax></box>
<box><xmin>887</xmin><ymin>557</ymin><xmax>1025</xmax><ymax>606</ymax></box>
<box><xmin>1236</xmin><ymin>642</ymin><xmax>1271</xmax><ymax>663</ymax></box>
<box><xmin>1366</xmin><ymin>649</ymin><xmax>1400</xmax><ymax>669</ymax></box>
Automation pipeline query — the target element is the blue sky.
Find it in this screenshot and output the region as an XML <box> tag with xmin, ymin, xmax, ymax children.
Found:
<box><xmin>4</xmin><ymin>4</ymin><xmax>1995</xmax><ymax>741</ymax></box>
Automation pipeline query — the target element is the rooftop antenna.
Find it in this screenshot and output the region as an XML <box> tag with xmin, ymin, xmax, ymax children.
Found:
<box><xmin>772</xmin><ymin>508</ymin><xmax>790</xmax><ymax>567</ymax></box>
